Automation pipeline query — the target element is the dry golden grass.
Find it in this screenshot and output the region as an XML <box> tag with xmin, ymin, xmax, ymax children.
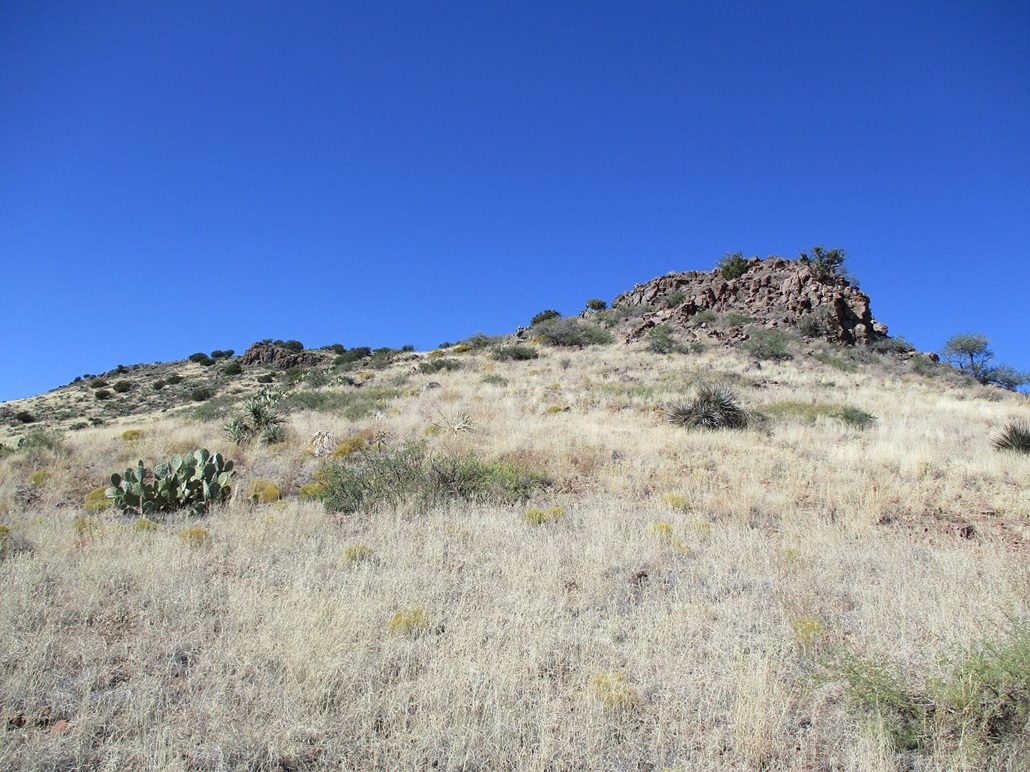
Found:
<box><xmin>1</xmin><ymin>343</ymin><xmax>1028</xmax><ymax>769</ymax></box>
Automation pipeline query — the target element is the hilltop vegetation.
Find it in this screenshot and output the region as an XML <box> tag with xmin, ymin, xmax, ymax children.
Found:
<box><xmin>1</xmin><ymin>255</ymin><xmax>1029</xmax><ymax>769</ymax></box>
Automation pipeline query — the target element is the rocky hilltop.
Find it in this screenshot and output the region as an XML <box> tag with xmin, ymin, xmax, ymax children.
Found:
<box><xmin>613</xmin><ymin>255</ymin><xmax>887</xmax><ymax>345</ymax></box>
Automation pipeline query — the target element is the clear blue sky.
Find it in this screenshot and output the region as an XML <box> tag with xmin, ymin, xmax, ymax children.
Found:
<box><xmin>2</xmin><ymin>1</ymin><xmax>1028</xmax><ymax>402</ymax></box>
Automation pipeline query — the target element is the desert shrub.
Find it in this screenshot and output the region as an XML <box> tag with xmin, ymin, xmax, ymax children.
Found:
<box><xmin>279</xmin><ymin>339</ymin><xmax>304</xmax><ymax>352</ymax></box>
<box><xmin>190</xmin><ymin>387</ymin><xmax>214</xmax><ymax>402</ymax></box>
<box><xmin>534</xmin><ymin>317</ymin><xmax>613</xmax><ymax>347</ymax></box>
<box><xmin>122</xmin><ymin>429</ymin><xmax>145</xmax><ymax>443</ymax></box>
<box><xmin>993</xmin><ymin>421</ymin><xmax>1030</xmax><ymax>455</ymax></box>
<box><xmin>799</xmin><ymin>245</ymin><xmax>849</xmax><ymax>281</ymax></box>
<box><xmin>84</xmin><ymin>486</ymin><xmax>113</xmax><ymax>513</ymax></box>
<box><xmin>870</xmin><ymin>336</ymin><xmax>915</xmax><ymax>355</ymax></box>
<box><xmin>717</xmin><ymin>251</ymin><xmax>749</xmax><ymax>280</ymax></box>
<box><xmin>665</xmin><ymin>384</ymin><xmax>749</xmax><ymax>431</ymax></box>
<box><xmin>525</xmin><ymin>505</ymin><xmax>564</xmax><ymax>525</ymax></box>
<box><xmin>462</xmin><ymin>332</ymin><xmax>497</xmax><ymax>350</ymax></box>
<box><xmin>105</xmin><ymin>449</ymin><xmax>233</xmax><ymax>517</ymax></box>
<box><xmin>665</xmin><ymin>290</ymin><xmax>687</xmax><ymax>308</ymax></box>
<box><xmin>530</xmin><ymin>309</ymin><xmax>561</xmax><ymax>326</ymax></box>
<box><xmin>27</xmin><ymin>470</ymin><xmax>48</xmax><ymax>486</ymax></box>
<box><xmin>153</xmin><ymin>379</ymin><xmax>167</xmax><ymax>390</ymax></box>
<box><xmin>14</xmin><ymin>410</ymin><xmax>35</xmax><ymax>423</ymax></box>
<box><xmin>387</xmin><ymin>607</ymin><xmax>431</xmax><ymax>636</ymax></box>
<box><xmin>481</xmin><ymin>373</ymin><xmax>509</xmax><ymax>386</ymax></box>
<box><xmin>188</xmin><ymin>352</ymin><xmax>208</xmax><ymax>363</ymax></box>
<box><xmin>811</xmin><ymin>350</ymin><xmax>859</xmax><ymax>373</ymax></box>
<box><xmin>585</xmin><ymin>298</ymin><xmax>607</xmax><ymax>311</ymax></box>
<box><xmin>340</xmin><ymin>543</ymin><xmax>374</xmax><ymax>565</ymax></box>
<box><xmin>132</xmin><ymin>517</ymin><xmax>159</xmax><ymax>532</ymax></box>
<box><xmin>89</xmin><ymin>378</ymin><xmax>108</xmax><ymax>388</ymax></box>
<box><xmin>761</xmin><ymin>401</ymin><xmax>876</xmax><ymax>429</ymax></box>
<box><xmin>587</xmin><ymin>672</ymin><xmax>640</xmax><ymax>711</ymax></box>
<box><xmin>94</xmin><ymin>389</ymin><xmax>111</xmax><ymax>401</ymax></box>
<box><xmin>286</xmin><ymin>387</ymin><xmax>400</xmax><ymax>420</ymax></box>
<box><xmin>17</xmin><ymin>430</ymin><xmax>65</xmax><ymax>452</ymax></box>
<box><xmin>644</xmin><ymin>324</ymin><xmax>687</xmax><ymax>354</ymax></box>
<box><xmin>178</xmin><ymin>526</ymin><xmax>211</xmax><ymax>546</ymax></box>
<box><xmin>721</xmin><ymin>311</ymin><xmax>752</xmax><ymax>326</ymax></box>
<box><xmin>318</xmin><ymin>442</ymin><xmax>548</xmax><ymax>514</ymax></box>
<box><xmin>165</xmin><ymin>373</ymin><xmax>183</xmax><ymax>385</ymax></box>
<box><xmin>418</xmin><ymin>358</ymin><xmax>462</xmax><ymax>374</ymax></box>
<box><xmin>210</xmin><ymin>349</ymin><xmax>234</xmax><ymax>359</ymax></box>
<box><xmin>825</xmin><ymin>624</ymin><xmax>1030</xmax><ymax>757</ymax></box>
<box><xmin>334</xmin><ymin>346</ymin><xmax>372</xmax><ymax>366</ymax></box>
<box><xmin>256</xmin><ymin>373</ymin><xmax>274</xmax><ymax>383</ymax></box>
<box><xmin>693</xmin><ymin>309</ymin><xmax>717</xmax><ymax>324</ymax></box>
<box><xmin>797</xmin><ymin>306</ymin><xmax>838</xmax><ymax>339</ymax></box>
<box><xmin>0</xmin><ymin>525</ymin><xmax>32</xmax><ymax>560</ymax></box>
<box><xmin>492</xmin><ymin>345</ymin><xmax>539</xmax><ymax>361</ymax></box>
<box><xmin>299</xmin><ymin>481</ymin><xmax>325</xmax><ymax>500</ymax></box>
<box><xmin>248</xmin><ymin>479</ymin><xmax>280</xmax><ymax>503</ymax></box>
<box><xmin>743</xmin><ymin>327</ymin><xmax>791</xmax><ymax>360</ymax></box>
<box><xmin>112</xmin><ymin>380</ymin><xmax>132</xmax><ymax>393</ymax></box>
<box><xmin>222</xmin><ymin>361</ymin><xmax>243</xmax><ymax>376</ymax></box>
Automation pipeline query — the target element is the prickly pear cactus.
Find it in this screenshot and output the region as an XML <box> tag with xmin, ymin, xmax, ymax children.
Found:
<box><xmin>105</xmin><ymin>449</ymin><xmax>233</xmax><ymax>516</ymax></box>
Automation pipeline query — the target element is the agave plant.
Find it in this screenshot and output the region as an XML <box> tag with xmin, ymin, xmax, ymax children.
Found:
<box><xmin>665</xmin><ymin>384</ymin><xmax>749</xmax><ymax>430</ymax></box>
<box><xmin>992</xmin><ymin>420</ymin><xmax>1030</xmax><ymax>455</ymax></box>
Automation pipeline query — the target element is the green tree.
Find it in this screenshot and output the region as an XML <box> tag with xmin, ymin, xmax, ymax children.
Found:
<box><xmin>941</xmin><ymin>333</ymin><xmax>1029</xmax><ymax>390</ymax></box>
<box><xmin>716</xmin><ymin>251</ymin><xmax>749</xmax><ymax>280</ymax></box>
<box><xmin>585</xmin><ymin>298</ymin><xmax>608</xmax><ymax>312</ymax></box>
<box><xmin>799</xmin><ymin>245</ymin><xmax>847</xmax><ymax>280</ymax></box>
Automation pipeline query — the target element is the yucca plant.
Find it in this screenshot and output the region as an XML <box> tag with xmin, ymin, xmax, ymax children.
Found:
<box><xmin>665</xmin><ymin>384</ymin><xmax>749</xmax><ymax>430</ymax></box>
<box><xmin>993</xmin><ymin>420</ymin><xmax>1030</xmax><ymax>455</ymax></box>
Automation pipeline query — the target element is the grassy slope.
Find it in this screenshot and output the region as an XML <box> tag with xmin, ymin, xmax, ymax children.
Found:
<box><xmin>1</xmin><ymin>341</ymin><xmax>1029</xmax><ymax>770</ymax></box>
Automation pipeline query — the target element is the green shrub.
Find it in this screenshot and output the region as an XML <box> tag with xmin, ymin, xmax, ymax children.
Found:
<box><xmin>644</xmin><ymin>324</ymin><xmax>687</xmax><ymax>354</ymax></box>
<box><xmin>717</xmin><ymin>251</ymin><xmax>749</xmax><ymax>280</ymax></box>
<box><xmin>461</xmin><ymin>332</ymin><xmax>497</xmax><ymax>350</ymax></box>
<box><xmin>94</xmin><ymin>389</ymin><xmax>112</xmax><ymax>401</ymax></box>
<box><xmin>530</xmin><ymin>309</ymin><xmax>561</xmax><ymax>326</ymax></box>
<box><xmin>525</xmin><ymin>505</ymin><xmax>565</xmax><ymax>525</ymax></box>
<box><xmin>279</xmin><ymin>339</ymin><xmax>304</xmax><ymax>353</ymax></box>
<box><xmin>105</xmin><ymin>449</ymin><xmax>233</xmax><ymax>517</ymax></box>
<box><xmin>761</xmin><ymin>401</ymin><xmax>876</xmax><ymax>429</ymax></box>
<box><xmin>84</xmin><ymin>486</ymin><xmax>113</xmax><ymax>513</ymax></box>
<box><xmin>811</xmin><ymin>351</ymin><xmax>859</xmax><ymax>373</ymax></box>
<box><xmin>256</xmin><ymin>373</ymin><xmax>275</xmax><ymax>384</ymax></box>
<box><xmin>665</xmin><ymin>384</ymin><xmax>749</xmax><ymax>431</ymax></box>
<box><xmin>334</xmin><ymin>346</ymin><xmax>372</xmax><ymax>366</ymax></box>
<box><xmin>317</xmin><ymin>442</ymin><xmax>548</xmax><ymax>515</ymax></box>
<box><xmin>797</xmin><ymin>307</ymin><xmax>838</xmax><ymax>339</ymax></box>
<box><xmin>17</xmin><ymin>430</ymin><xmax>65</xmax><ymax>452</ymax></box>
<box><xmin>720</xmin><ymin>311</ymin><xmax>751</xmax><ymax>326</ymax></box>
<box><xmin>481</xmin><ymin>373</ymin><xmax>509</xmax><ymax>386</ymax></box>
<box><xmin>993</xmin><ymin>421</ymin><xmax>1030</xmax><ymax>455</ymax></box>
<box><xmin>869</xmin><ymin>336</ymin><xmax>915</xmax><ymax>355</ymax></box>
<box><xmin>223</xmin><ymin>361</ymin><xmax>243</xmax><ymax>376</ymax></box>
<box><xmin>387</xmin><ymin>607</ymin><xmax>431</xmax><ymax>636</ymax></box>
<box><xmin>211</xmin><ymin>349</ymin><xmax>234</xmax><ymax>359</ymax></box>
<box><xmin>665</xmin><ymin>290</ymin><xmax>687</xmax><ymax>308</ymax></box>
<box><xmin>585</xmin><ymin>298</ymin><xmax>607</xmax><ymax>312</ymax></box>
<box><xmin>165</xmin><ymin>373</ymin><xmax>183</xmax><ymax>385</ymax></box>
<box><xmin>743</xmin><ymin>327</ymin><xmax>791</xmax><ymax>361</ymax></box>
<box><xmin>113</xmin><ymin>380</ymin><xmax>133</xmax><ymax>393</ymax></box>
<box><xmin>825</xmin><ymin>623</ymin><xmax>1030</xmax><ymax>757</ymax></box>
<box><xmin>14</xmin><ymin>410</ymin><xmax>35</xmax><ymax>423</ymax></box>
<box><xmin>798</xmin><ymin>245</ymin><xmax>849</xmax><ymax>281</ymax></box>
<box><xmin>492</xmin><ymin>345</ymin><xmax>539</xmax><ymax>361</ymax></box>
<box><xmin>418</xmin><ymin>358</ymin><xmax>462</xmax><ymax>374</ymax></box>
<box><xmin>534</xmin><ymin>318</ymin><xmax>613</xmax><ymax>347</ymax></box>
<box><xmin>178</xmin><ymin>526</ymin><xmax>211</xmax><ymax>546</ymax></box>
<box><xmin>190</xmin><ymin>387</ymin><xmax>214</xmax><ymax>402</ymax></box>
<box><xmin>188</xmin><ymin>352</ymin><xmax>208</xmax><ymax>363</ymax></box>
<box><xmin>153</xmin><ymin>379</ymin><xmax>167</xmax><ymax>390</ymax></box>
<box><xmin>89</xmin><ymin>378</ymin><xmax>108</xmax><ymax>388</ymax></box>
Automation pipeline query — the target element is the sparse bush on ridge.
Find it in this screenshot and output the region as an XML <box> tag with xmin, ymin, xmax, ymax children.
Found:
<box><xmin>492</xmin><ymin>345</ymin><xmax>539</xmax><ymax>361</ymax></box>
<box><xmin>533</xmin><ymin>317</ymin><xmax>613</xmax><ymax>347</ymax></box>
<box><xmin>530</xmin><ymin>309</ymin><xmax>561</xmax><ymax>326</ymax></box>
<box><xmin>941</xmin><ymin>333</ymin><xmax>1029</xmax><ymax>390</ymax></box>
<box><xmin>717</xmin><ymin>251</ymin><xmax>749</xmax><ymax>280</ymax></box>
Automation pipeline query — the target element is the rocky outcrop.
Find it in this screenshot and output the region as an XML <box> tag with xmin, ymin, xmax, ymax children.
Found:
<box><xmin>612</xmin><ymin>256</ymin><xmax>887</xmax><ymax>345</ymax></box>
<box><xmin>240</xmin><ymin>342</ymin><xmax>324</xmax><ymax>369</ymax></box>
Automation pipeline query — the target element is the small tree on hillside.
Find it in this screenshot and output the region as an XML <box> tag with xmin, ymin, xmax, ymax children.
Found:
<box><xmin>941</xmin><ymin>333</ymin><xmax>1029</xmax><ymax>390</ymax></box>
<box><xmin>799</xmin><ymin>245</ymin><xmax>847</xmax><ymax>280</ymax></box>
